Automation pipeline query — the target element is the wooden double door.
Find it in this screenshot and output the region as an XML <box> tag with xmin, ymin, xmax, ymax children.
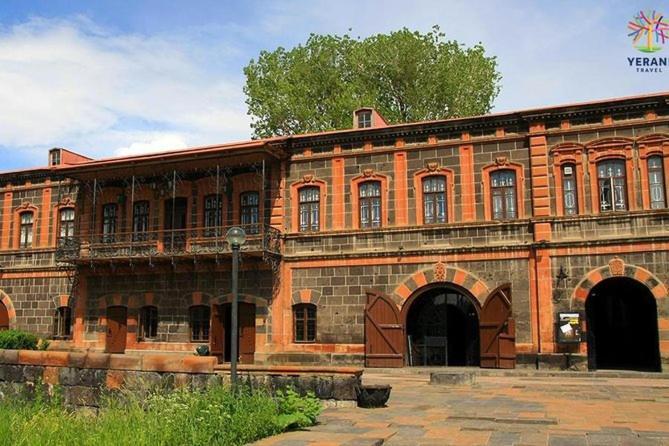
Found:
<box><xmin>106</xmin><ymin>306</ymin><xmax>128</xmax><ymax>354</ymax></box>
<box><xmin>364</xmin><ymin>284</ymin><xmax>515</xmax><ymax>369</ymax></box>
<box><xmin>210</xmin><ymin>302</ymin><xmax>256</xmax><ymax>364</ymax></box>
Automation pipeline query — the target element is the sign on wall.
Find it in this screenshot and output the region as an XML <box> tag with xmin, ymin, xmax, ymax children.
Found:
<box><xmin>556</xmin><ymin>312</ymin><xmax>582</xmax><ymax>344</ymax></box>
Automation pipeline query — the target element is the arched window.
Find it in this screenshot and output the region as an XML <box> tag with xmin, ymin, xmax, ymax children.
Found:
<box><xmin>53</xmin><ymin>306</ymin><xmax>71</xmax><ymax>339</ymax></box>
<box><xmin>189</xmin><ymin>305</ymin><xmax>210</xmax><ymax>342</ymax></box>
<box><xmin>19</xmin><ymin>212</ymin><xmax>34</xmax><ymax>248</ymax></box>
<box><xmin>102</xmin><ymin>203</ymin><xmax>118</xmax><ymax>242</ymax></box>
<box><xmin>422</xmin><ymin>176</ymin><xmax>446</xmax><ymax>224</ymax></box>
<box><xmin>240</xmin><ymin>192</ymin><xmax>259</xmax><ymax>234</ymax></box>
<box><xmin>359</xmin><ymin>181</ymin><xmax>382</xmax><ymax>228</ymax></box>
<box><xmin>298</xmin><ymin>187</ymin><xmax>320</xmax><ymax>232</ymax></box>
<box><xmin>490</xmin><ymin>170</ymin><xmax>517</xmax><ymax>220</ymax></box>
<box><xmin>138</xmin><ymin>305</ymin><xmax>158</xmax><ymax>340</ymax></box>
<box><xmin>648</xmin><ymin>156</ymin><xmax>666</xmax><ymax>209</ymax></box>
<box><xmin>58</xmin><ymin>208</ymin><xmax>75</xmax><ymax>246</ymax></box>
<box><xmin>204</xmin><ymin>194</ymin><xmax>223</xmax><ymax>237</ymax></box>
<box><xmin>597</xmin><ymin>160</ymin><xmax>627</xmax><ymax>212</ymax></box>
<box><xmin>293</xmin><ymin>303</ymin><xmax>316</xmax><ymax>343</ymax></box>
<box><xmin>561</xmin><ymin>164</ymin><xmax>579</xmax><ymax>215</ymax></box>
<box><xmin>131</xmin><ymin>201</ymin><xmax>149</xmax><ymax>242</ymax></box>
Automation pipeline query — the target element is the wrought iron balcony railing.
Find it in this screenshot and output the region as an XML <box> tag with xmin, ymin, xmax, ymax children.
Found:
<box><xmin>55</xmin><ymin>224</ymin><xmax>282</xmax><ymax>262</ymax></box>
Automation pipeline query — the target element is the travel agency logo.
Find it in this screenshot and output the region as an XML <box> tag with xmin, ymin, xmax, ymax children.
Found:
<box><xmin>627</xmin><ymin>10</ymin><xmax>668</xmax><ymax>72</ymax></box>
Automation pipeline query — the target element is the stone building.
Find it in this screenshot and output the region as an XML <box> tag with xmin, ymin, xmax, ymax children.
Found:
<box><xmin>1</xmin><ymin>92</ymin><xmax>668</xmax><ymax>371</ymax></box>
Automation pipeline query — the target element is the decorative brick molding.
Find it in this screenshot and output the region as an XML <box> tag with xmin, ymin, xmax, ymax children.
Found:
<box><xmin>585</xmin><ymin>137</ymin><xmax>635</xmax><ymax>213</ymax></box>
<box><xmin>289</xmin><ymin>175</ymin><xmax>328</xmax><ymax>232</ymax></box>
<box><xmin>392</xmin><ymin>264</ymin><xmax>490</xmax><ymax>306</ymax></box>
<box><xmin>291</xmin><ymin>289</ymin><xmax>322</xmax><ymax>306</ymax></box>
<box><xmin>481</xmin><ymin>161</ymin><xmax>526</xmax><ymax>220</ymax></box>
<box><xmin>412</xmin><ymin>164</ymin><xmax>455</xmax><ymax>225</ymax></box>
<box><xmin>571</xmin><ymin>258</ymin><xmax>668</xmax><ymax>303</ymax></box>
<box><xmin>0</xmin><ymin>290</ymin><xmax>17</xmax><ymax>328</ymax></box>
<box><xmin>350</xmin><ymin>170</ymin><xmax>390</xmax><ymax>229</ymax></box>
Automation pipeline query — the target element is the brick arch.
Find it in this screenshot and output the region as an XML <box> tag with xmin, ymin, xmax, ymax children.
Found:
<box><xmin>392</xmin><ymin>265</ymin><xmax>490</xmax><ymax>307</ymax></box>
<box><xmin>52</xmin><ymin>294</ymin><xmax>73</xmax><ymax>309</ymax></box>
<box><xmin>571</xmin><ymin>259</ymin><xmax>668</xmax><ymax>308</ymax></box>
<box><xmin>98</xmin><ymin>293</ymin><xmax>132</xmax><ymax>309</ymax></box>
<box><xmin>291</xmin><ymin>289</ymin><xmax>322</xmax><ymax>306</ymax></box>
<box><xmin>126</xmin><ymin>292</ymin><xmax>164</xmax><ymax>309</ymax></box>
<box><xmin>0</xmin><ymin>290</ymin><xmax>17</xmax><ymax>328</ymax></box>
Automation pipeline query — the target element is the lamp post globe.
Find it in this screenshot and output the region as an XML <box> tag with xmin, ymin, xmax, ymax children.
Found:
<box><xmin>226</xmin><ymin>226</ymin><xmax>247</xmax><ymax>247</ymax></box>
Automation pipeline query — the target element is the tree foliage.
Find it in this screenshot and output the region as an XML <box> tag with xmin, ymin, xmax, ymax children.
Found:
<box><xmin>244</xmin><ymin>26</ymin><xmax>501</xmax><ymax>138</ymax></box>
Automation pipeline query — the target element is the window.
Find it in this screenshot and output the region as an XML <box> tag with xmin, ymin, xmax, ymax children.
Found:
<box><xmin>58</xmin><ymin>208</ymin><xmax>75</xmax><ymax>245</ymax></box>
<box><xmin>53</xmin><ymin>306</ymin><xmax>71</xmax><ymax>339</ymax></box>
<box><xmin>648</xmin><ymin>156</ymin><xmax>666</xmax><ymax>209</ymax></box>
<box><xmin>19</xmin><ymin>212</ymin><xmax>34</xmax><ymax>248</ymax></box>
<box><xmin>490</xmin><ymin>170</ymin><xmax>517</xmax><ymax>220</ymax></box>
<box><xmin>132</xmin><ymin>201</ymin><xmax>150</xmax><ymax>241</ymax></box>
<box><xmin>189</xmin><ymin>305</ymin><xmax>210</xmax><ymax>342</ymax></box>
<box><xmin>293</xmin><ymin>304</ymin><xmax>316</xmax><ymax>343</ymax></box>
<box><xmin>49</xmin><ymin>149</ymin><xmax>61</xmax><ymax>166</ymax></box>
<box><xmin>597</xmin><ymin>160</ymin><xmax>627</xmax><ymax>212</ymax></box>
<box><xmin>358</xmin><ymin>111</ymin><xmax>372</xmax><ymax>128</ymax></box>
<box><xmin>138</xmin><ymin>306</ymin><xmax>158</xmax><ymax>340</ymax></box>
<box><xmin>422</xmin><ymin>176</ymin><xmax>446</xmax><ymax>224</ymax></box>
<box><xmin>359</xmin><ymin>181</ymin><xmax>381</xmax><ymax>228</ymax></box>
<box><xmin>204</xmin><ymin>194</ymin><xmax>223</xmax><ymax>237</ymax></box>
<box><xmin>561</xmin><ymin>164</ymin><xmax>579</xmax><ymax>215</ymax></box>
<box><xmin>240</xmin><ymin>192</ymin><xmax>259</xmax><ymax>233</ymax></box>
<box><xmin>298</xmin><ymin>187</ymin><xmax>320</xmax><ymax>232</ymax></box>
<box><xmin>102</xmin><ymin>203</ymin><xmax>117</xmax><ymax>242</ymax></box>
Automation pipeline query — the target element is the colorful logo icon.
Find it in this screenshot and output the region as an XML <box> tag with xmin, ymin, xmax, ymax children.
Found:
<box><xmin>628</xmin><ymin>10</ymin><xmax>668</xmax><ymax>53</ymax></box>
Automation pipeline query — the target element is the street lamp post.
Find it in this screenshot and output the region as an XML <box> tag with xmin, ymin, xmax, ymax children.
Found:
<box><xmin>226</xmin><ymin>226</ymin><xmax>246</xmax><ymax>388</ymax></box>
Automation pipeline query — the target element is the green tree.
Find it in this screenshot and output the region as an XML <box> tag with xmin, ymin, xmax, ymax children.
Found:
<box><xmin>244</xmin><ymin>26</ymin><xmax>501</xmax><ymax>138</ymax></box>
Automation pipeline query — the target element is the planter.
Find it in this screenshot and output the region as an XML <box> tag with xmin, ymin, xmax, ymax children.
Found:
<box><xmin>356</xmin><ymin>384</ymin><xmax>391</xmax><ymax>408</ymax></box>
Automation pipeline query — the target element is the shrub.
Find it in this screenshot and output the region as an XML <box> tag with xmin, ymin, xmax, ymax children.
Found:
<box><xmin>0</xmin><ymin>329</ymin><xmax>38</xmax><ymax>350</ymax></box>
<box><xmin>275</xmin><ymin>388</ymin><xmax>323</xmax><ymax>430</ymax></box>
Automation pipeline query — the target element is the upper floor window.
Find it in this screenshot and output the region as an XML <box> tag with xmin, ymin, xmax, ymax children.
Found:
<box><xmin>132</xmin><ymin>201</ymin><xmax>150</xmax><ymax>242</ymax></box>
<box><xmin>49</xmin><ymin>149</ymin><xmax>61</xmax><ymax>166</ymax></box>
<box><xmin>561</xmin><ymin>164</ymin><xmax>579</xmax><ymax>215</ymax></box>
<box><xmin>597</xmin><ymin>160</ymin><xmax>627</xmax><ymax>212</ymax></box>
<box><xmin>293</xmin><ymin>303</ymin><xmax>317</xmax><ymax>343</ymax></box>
<box><xmin>102</xmin><ymin>203</ymin><xmax>118</xmax><ymax>242</ymax></box>
<box><xmin>357</xmin><ymin>111</ymin><xmax>372</xmax><ymax>128</ymax></box>
<box><xmin>138</xmin><ymin>305</ymin><xmax>158</xmax><ymax>340</ymax></box>
<box><xmin>422</xmin><ymin>176</ymin><xmax>446</xmax><ymax>224</ymax></box>
<box><xmin>490</xmin><ymin>170</ymin><xmax>517</xmax><ymax>220</ymax></box>
<box><xmin>53</xmin><ymin>306</ymin><xmax>71</xmax><ymax>339</ymax></box>
<box><xmin>189</xmin><ymin>305</ymin><xmax>210</xmax><ymax>342</ymax></box>
<box><xmin>59</xmin><ymin>208</ymin><xmax>75</xmax><ymax>244</ymax></box>
<box><xmin>204</xmin><ymin>194</ymin><xmax>223</xmax><ymax>237</ymax></box>
<box><xmin>298</xmin><ymin>187</ymin><xmax>320</xmax><ymax>232</ymax></box>
<box><xmin>240</xmin><ymin>192</ymin><xmax>259</xmax><ymax>233</ymax></box>
<box><xmin>19</xmin><ymin>212</ymin><xmax>34</xmax><ymax>248</ymax></box>
<box><xmin>648</xmin><ymin>156</ymin><xmax>666</xmax><ymax>209</ymax></box>
<box><xmin>359</xmin><ymin>181</ymin><xmax>381</xmax><ymax>228</ymax></box>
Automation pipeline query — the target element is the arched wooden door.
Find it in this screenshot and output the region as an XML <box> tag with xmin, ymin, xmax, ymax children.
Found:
<box><xmin>0</xmin><ymin>301</ymin><xmax>9</xmax><ymax>331</ymax></box>
<box><xmin>479</xmin><ymin>284</ymin><xmax>515</xmax><ymax>369</ymax></box>
<box><xmin>239</xmin><ymin>302</ymin><xmax>256</xmax><ymax>364</ymax></box>
<box><xmin>106</xmin><ymin>306</ymin><xmax>128</xmax><ymax>354</ymax></box>
<box><xmin>365</xmin><ymin>291</ymin><xmax>404</xmax><ymax>367</ymax></box>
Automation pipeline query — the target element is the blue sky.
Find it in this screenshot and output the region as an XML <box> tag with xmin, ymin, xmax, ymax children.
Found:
<box><xmin>0</xmin><ymin>0</ymin><xmax>667</xmax><ymax>170</ymax></box>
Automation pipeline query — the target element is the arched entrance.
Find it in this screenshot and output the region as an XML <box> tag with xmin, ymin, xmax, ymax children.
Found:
<box><xmin>586</xmin><ymin>277</ymin><xmax>661</xmax><ymax>372</ymax></box>
<box><xmin>0</xmin><ymin>301</ymin><xmax>8</xmax><ymax>331</ymax></box>
<box><xmin>404</xmin><ymin>285</ymin><xmax>480</xmax><ymax>366</ymax></box>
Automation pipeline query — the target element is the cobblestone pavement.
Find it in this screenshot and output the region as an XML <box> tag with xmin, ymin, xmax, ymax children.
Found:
<box><xmin>254</xmin><ymin>370</ymin><xmax>669</xmax><ymax>446</ymax></box>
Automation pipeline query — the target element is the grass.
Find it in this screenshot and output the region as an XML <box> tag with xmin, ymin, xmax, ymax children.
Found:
<box><xmin>0</xmin><ymin>384</ymin><xmax>321</xmax><ymax>446</ymax></box>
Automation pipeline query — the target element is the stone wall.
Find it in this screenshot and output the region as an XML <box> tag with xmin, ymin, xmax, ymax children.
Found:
<box><xmin>0</xmin><ymin>349</ymin><xmax>362</xmax><ymax>407</ymax></box>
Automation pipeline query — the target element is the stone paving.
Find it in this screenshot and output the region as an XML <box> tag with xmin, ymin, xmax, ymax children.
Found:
<box><xmin>254</xmin><ymin>370</ymin><xmax>669</xmax><ymax>446</ymax></box>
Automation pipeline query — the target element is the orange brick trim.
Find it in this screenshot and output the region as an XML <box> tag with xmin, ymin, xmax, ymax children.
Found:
<box><xmin>585</xmin><ymin>137</ymin><xmax>635</xmax><ymax>213</ymax></box>
<box><xmin>55</xmin><ymin>294</ymin><xmax>71</xmax><ymax>308</ymax></box>
<box><xmin>413</xmin><ymin>165</ymin><xmax>455</xmax><ymax>225</ymax></box>
<box><xmin>1</xmin><ymin>191</ymin><xmax>13</xmax><ymax>250</ymax></box>
<box><xmin>571</xmin><ymin>260</ymin><xmax>668</xmax><ymax>305</ymax></box>
<box><xmin>51</xmin><ymin>197</ymin><xmax>76</xmax><ymax>247</ymax></box>
<box><xmin>550</xmin><ymin>142</ymin><xmax>586</xmax><ymax>216</ymax></box>
<box><xmin>39</xmin><ymin>187</ymin><xmax>52</xmax><ymax>248</ymax></box>
<box><xmin>459</xmin><ymin>144</ymin><xmax>476</xmax><ymax>222</ymax></box>
<box><xmin>0</xmin><ymin>290</ymin><xmax>17</xmax><ymax>328</ymax></box>
<box><xmin>331</xmin><ymin>157</ymin><xmax>345</xmax><ymax>230</ymax></box>
<box><xmin>289</xmin><ymin>176</ymin><xmax>328</xmax><ymax>233</ymax></box>
<box><xmin>350</xmin><ymin>171</ymin><xmax>390</xmax><ymax>229</ymax></box>
<box><xmin>394</xmin><ymin>151</ymin><xmax>409</xmax><ymax>226</ymax></box>
<box><xmin>481</xmin><ymin>161</ymin><xmax>526</xmax><ymax>220</ymax></box>
<box><xmin>12</xmin><ymin>202</ymin><xmax>39</xmax><ymax>249</ymax></box>
<box><xmin>392</xmin><ymin>265</ymin><xmax>490</xmax><ymax>307</ymax></box>
<box><xmin>637</xmin><ymin>134</ymin><xmax>669</xmax><ymax>210</ymax></box>
<box><xmin>291</xmin><ymin>289</ymin><xmax>322</xmax><ymax>306</ymax></box>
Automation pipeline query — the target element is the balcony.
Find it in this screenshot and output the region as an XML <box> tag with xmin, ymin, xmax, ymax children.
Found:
<box><xmin>55</xmin><ymin>224</ymin><xmax>282</xmax><ymax>264</ymax></box>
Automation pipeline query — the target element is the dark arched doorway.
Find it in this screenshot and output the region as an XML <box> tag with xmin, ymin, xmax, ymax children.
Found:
<box><xmin>405</xmin><ymin>286</ymin><xmax>479</xmax><ymax>366</ymax></box>
<box><xmin>0</xmin><ymin>300</ymin><xmax>9</xmax><ymax>331</ymax></box>
<box><xmin>586</xmin><ymin>277</ymin><xmax>661</xmax><ymax>372</ymax></box>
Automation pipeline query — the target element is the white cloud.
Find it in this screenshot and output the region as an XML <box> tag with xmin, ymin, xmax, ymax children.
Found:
<box><xmin>0</xmin><ymin>16</ymin><xmax>251</xmax><ymax>161</ymax></box>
